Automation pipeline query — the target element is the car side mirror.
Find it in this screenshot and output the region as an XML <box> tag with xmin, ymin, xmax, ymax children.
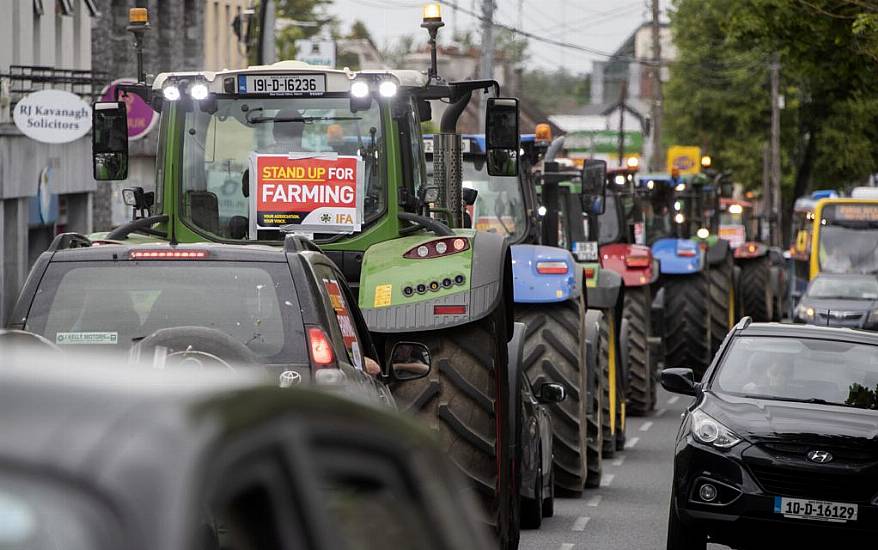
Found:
<box><xmin>581</xmin><ymin>159</ymin><xmax>607</xmax><ymax>215</ymax></box>
<box><xmin>93</xmin><ymin>101</ymin><xmax>129</xmax><ymax>181</ymax></box>
<box><xmin>535</xmin><ymin>382</ymin><xmax>566</xmax><ymax>403</ymax></box>
<box><xmin>388</xmin><ymin>341</ymin><xmax>432</xmax><ymax>381</ymax></box>
<box><xmin>660</xmin><ymin>368</ymin><xmax>697</xmax><ymax>396</ymax></box>
<box><xmin>485</xmin><ymin>97</ymin><xmax>519</xmax><ymax>177</ymax></box>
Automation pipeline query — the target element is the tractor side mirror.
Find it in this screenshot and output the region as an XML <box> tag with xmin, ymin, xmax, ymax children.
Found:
<box><xmin>485</xmin><ymin>97</ymin><xmax>519</xmax><ymax>177</ymax></box>
<box><xmin>581</xmin><ymin>159</ymin><xmax>607</xmax><ymax>215</ymax></box>
<box><xmin>92</xmin><ymin>102</ymin><xmax>129</xmax><ymax>181</ymax></box>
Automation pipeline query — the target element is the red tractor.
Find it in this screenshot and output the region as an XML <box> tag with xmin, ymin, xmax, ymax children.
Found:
<box><xmin>597</xmin><ymin>167</ymin><xmax>661</xmax><ymax>416</ymax></box>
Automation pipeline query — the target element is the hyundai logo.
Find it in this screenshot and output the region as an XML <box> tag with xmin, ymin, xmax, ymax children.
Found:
<box><xmin>807</xmin><ymin>450</ymin><xmax>833</xmax><ymax>464</ymax></box>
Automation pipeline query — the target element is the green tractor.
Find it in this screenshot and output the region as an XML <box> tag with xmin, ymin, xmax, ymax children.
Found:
<box><xmin>91</xmin><ymin>6</ymin><xmax>525</xmax><ymax>548</ymax></box>
<box><xmin>533</xmin><ymin>153</ymin><xmax>628</xmax><ymax>459</ymax></box>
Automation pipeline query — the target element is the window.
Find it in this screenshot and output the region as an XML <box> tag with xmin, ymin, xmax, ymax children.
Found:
<box><xmin>34</xmin><ymin>0</ymin><xmax>44</xmax><ymax>15</ymax></box>
<box><xmin>57</xmin><ymin>0</ymin><xmax>74</xmax><ymax>15</ymax></box>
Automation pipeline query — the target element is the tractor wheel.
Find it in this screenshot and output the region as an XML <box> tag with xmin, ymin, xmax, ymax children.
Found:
<box><xmin>516</xmin><ymin>301</ymin><xmax>588</xmax><ymax>496</ymax></box>
<box><xmin>389</xmin><ymin>309</ymin><xmax>518</xmax><ymax>549</ymax></box>
<box><xmin>708</xmin><ymin>254</ymin><xmax>736</xmax><ymax>357</ymax></box>
<box><xmin>663</xmin><ymin>273</ymin><xmax>711</xmax><ymax>377</ymax></box>
<box><xmin>598</xmin><ymin>312</ymin><xmax>617</xmax><ymax>458</ymax></box>
<box><xmin>583</xmin><ymin>313</ymin><xmax>603</xmax><ymax>488</ymax></box>
<box><xmin>622</xmin><ymin>286</ymin><xmax>654</xmax><ymax>416</ymax></box>
<box><xmin>739</xmin><ymin>255</ymin><xmax>774</xmax><ymax>322</ymax></box>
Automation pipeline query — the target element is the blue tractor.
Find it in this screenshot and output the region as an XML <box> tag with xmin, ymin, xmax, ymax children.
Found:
<box><xmin>425</xmin><ymin>134</ymin><xmax>606</xmax><ymax>495</ymax></box>
<box><xmin>633</xmin><ymin>172</ymin><xmax>736</xmax><ymax>378</ymax></box>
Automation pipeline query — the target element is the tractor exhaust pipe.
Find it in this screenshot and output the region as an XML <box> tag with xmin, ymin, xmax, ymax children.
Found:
<box><xmin>432</xmin><ymin>91</ymin><xmax>472</xmax><ymax>228</ymax></box>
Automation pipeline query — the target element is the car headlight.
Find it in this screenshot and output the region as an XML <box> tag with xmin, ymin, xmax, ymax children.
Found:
<box><xmin>690</xmin><ymin>409</ymin><xmax>741</xmax><ymax>449</ymax></box>
<box><xmin>795</xmin><ymin>304</ymin><xmax>815</xmax><ymax>321</ymax></box>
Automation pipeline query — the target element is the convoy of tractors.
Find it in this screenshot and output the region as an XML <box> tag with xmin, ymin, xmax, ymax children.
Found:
<box><xmin>32</xmin><ymin>5</ymin><xmax>845</xmax><ymax>549</ymax></box>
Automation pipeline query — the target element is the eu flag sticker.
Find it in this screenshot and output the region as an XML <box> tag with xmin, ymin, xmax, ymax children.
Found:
<box><xmin>773</xmin><ymin>496</ymin><xmax>782</xmax><ymax>513</ymax></box>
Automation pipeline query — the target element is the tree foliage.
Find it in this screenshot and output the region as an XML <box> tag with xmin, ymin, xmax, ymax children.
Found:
<box><xmin>274</xmin><ymin>0</ymin><xmax>334</xmax><ymax>60</ymax></box>
<box><xmin>665</xmin><ymin>0</ymin><xmax>878</xmax><ymax>212</ymax></box>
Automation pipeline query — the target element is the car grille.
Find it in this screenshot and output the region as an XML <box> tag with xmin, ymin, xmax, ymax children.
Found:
<box><xmin>758</xmin><ymin>442</ymin><xmax>876</xmax><ymax>464</ymax></box>
<box><xmin>815</xmin><ymin>310</ymin><xmax>864</xmax><ymax>326</ymax></box>
<box><xmin>747</xmin><ymin>463</ymin><xmax>878</xmax><ymax>503</ymax></box>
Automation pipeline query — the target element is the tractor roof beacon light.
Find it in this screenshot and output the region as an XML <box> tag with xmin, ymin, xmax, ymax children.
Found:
<box><xmin>535</xmin><ymin>123</ymin><xmax>553</xmax><ymax>143</ymax></box>
<box><xmin>421</xmin><ymin>3</ymin><xmax>444</xmax><ymax>81</ymax></box>
<box><xmin>127</xmin><ymin>8</ymin><xmax>150</xmax><ymax>85</ymax></box>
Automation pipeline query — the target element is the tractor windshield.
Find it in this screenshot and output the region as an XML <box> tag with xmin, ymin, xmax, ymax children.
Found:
<box><xmin>179</xmin><ymin>96</ymin><xmax>384</xmax><ymax>240</ymax></box>
<box><xmin>462</xmin><ymin>159</ymin><xmax>527</xmax><ymax>241</ymax></box>
<box><xmin>817</xmin><ymin>203</ymin><xmax>878</xmax><ymax>274</ymax></box>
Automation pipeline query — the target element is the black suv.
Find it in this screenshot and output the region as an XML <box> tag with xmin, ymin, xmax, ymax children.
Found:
<box><xmin>9</xmin><ymin>233</ymin><xmax>428</xmax><ymax>406</ymax></box>
<box><xmin>0</xmin><ymin>355</ymin><xmax>493</xmax><ymax>550</ymax></box>
<box><xmin>662</xmin><ymin>319</ymin><xmax>878</xmax><ymax>548</ymax></box>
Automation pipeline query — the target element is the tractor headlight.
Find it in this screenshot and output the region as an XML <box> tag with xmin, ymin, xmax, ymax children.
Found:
<box><xmin>189</xmin><ymin>82</ymin><xmax>209</xmax><ymax>100</ymax></box>
<box><xmin>162</xmin><ymin>83</ymin><xmax>181</xmax><ymax>101</ymax></box>
<box><xmin>674</xmin><ymin>213</ymin><xmax>685</xmax><ymax>224</ymax></box>
<box><xmin>350</xmin><ymin>80</ymin><xmax>370</xmax><ymax>98</ymax></box>
<box><xmin>378</xmin><ymin>80</ymin><xmax>398</xmax><ymax>98</ymax></box>
<box><xmin>696</xmin><ymin>228</ymin><xmax>710</xmax><ymax>239</ymax></box>
<box><xmin>690</xmin><ymin>409</ymin><xmax>741</xmax><ymax>449</ymax></box>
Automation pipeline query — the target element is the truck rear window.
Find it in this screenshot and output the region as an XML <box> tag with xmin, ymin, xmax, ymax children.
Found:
<box><xmin>24</xmin><ymin>261</ymin><xmax>305</xmax><ymax>364</ymax></box>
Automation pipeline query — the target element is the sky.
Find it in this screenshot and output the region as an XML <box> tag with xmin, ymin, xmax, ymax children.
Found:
<box><xmin>327</xmin><ymin>0</ymin><xmax>669</xmax><ymax>74</ymax></box>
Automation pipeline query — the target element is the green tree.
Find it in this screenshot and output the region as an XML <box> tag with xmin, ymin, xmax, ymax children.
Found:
<box><xmin>665</xmin><ymin>0</ymin><xmax>878</xmax><ymax>235</ymax></box>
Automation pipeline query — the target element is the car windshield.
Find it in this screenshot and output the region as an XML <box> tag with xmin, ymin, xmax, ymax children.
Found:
<box><xmin>461</xmin><ymin>159</ymin><xmax>527</xmax><ymax>241</ymax></box>
<box><xmin>0</xmin><ymin>471</ymin><xmax>114</xmax><ymax>550</ymax></box>
<box><xmin>807</xmin><ymin>276</ymin><xmax>878</xmax><ymax>300</ymax></box>
<box><xmin>817</xmin><ymin>203</ymin><xmax>878</xmax><ymax>274</ymax></box>
<box><xmin>713</xmin><ymin>336</ymin><xmax>878</xmax><ymax>409</ymax></box>
<box><xmin>24</xmin><ymin>261</ymin><xmax>303</xmax><ymax>363</ymax></box>
<box><xmin>180</xmin><ymin>97</ymin><xmax>384</xmax><ymax>241</ymax></box>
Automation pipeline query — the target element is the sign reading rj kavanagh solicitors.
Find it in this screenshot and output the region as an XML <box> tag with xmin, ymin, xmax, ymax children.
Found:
<box><xmin>13</xmin><ymin>89</ymin><xmax>92</xmax><ymax>144</ymax></box>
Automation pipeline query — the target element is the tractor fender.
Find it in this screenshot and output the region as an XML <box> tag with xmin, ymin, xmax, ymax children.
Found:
<box><xmin>586</xmin><ymin>268</ymin><xmax>622</xmax><ymax>310</ymax></box>
<box><xmin>360</xmin><ymin>231</ymin><xmax>513</xmax><ymax>338</ymax></box>
<box><xmin>652</xmin><ymin>238</ymin><xmax>703</xmax><ymax>275</ymax></box>
<box><xmin>599</xmin><ymin>243</ymin><xmax>656</xmax><ymax>288</ymax></box>
<box><xmin>511</xmin><ymin>244</ymin><xmax>580</xmax><ymax>304</ymax></box>
<box><xmin>706</xmin><ymin>239</ymin><xmax>731</xmax><ymax>266</ymax></box>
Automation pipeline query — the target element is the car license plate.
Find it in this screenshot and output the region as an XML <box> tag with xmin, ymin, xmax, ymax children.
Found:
<box><xmin>774</xmin><ymin>496</ymin><xmax>858</xmax><ymax>523</ymax></box>
<box><xmin>423</xmin><ymin>138</ymin><xmax>470</xmax><ymax>154</ymax></box>
<box><xmin>239</xmin><ymin>74</ymin><xmax>325</xmax><ymax>96</ymax></box>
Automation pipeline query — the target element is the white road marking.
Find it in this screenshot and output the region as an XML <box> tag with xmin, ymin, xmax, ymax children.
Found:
<box><xmin>600</xmin><ymin>473</ymin><xmax>615</xmax><ymax>487</ymax></box>
<box><xmin>655</xmin><ymin>408</ymin><xmax>667</xmax><ymax>417</ymax></box>
<box><xmin>640</xmin><ymin>421</ymin><xmax>654</xmax><ymax>432</ymax></box>
<box><xmin>585</xmin><ymin>494</ymin><xmax>602</xmax><ymax>507</ymax></box>
<box><xmin>625</xmin><ymin>437</ymin><xmax>640</xmax><ymax>449</ymax></box>
<box><xmin>668</xmin><ymin>395</ymin><xmax>680</xmax><ymax>405</ymax></box>
<box><xmin>611</xmin><ymin>455</ymin><xmax>626</xmax><ymax>467</ymax></box>
<box><xmin>571</xmin><ymin>517</ymin><xmax>591</xmax><ymax>531</ymax></box>
<box><xmin>560</xmin><ymin>543</ymin><xmax>576</xmax><ymax>550</ymax></box>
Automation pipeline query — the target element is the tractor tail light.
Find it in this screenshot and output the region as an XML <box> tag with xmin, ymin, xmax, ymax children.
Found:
<box><xmin>536</xmin><ymin>261</ymin><xmax>569</xmax><ymax>275</ymax></box>
<box><xmin>677</xmin><ymin>249</ymin><xmax>697</xmax><ymax>257</ymax></box>
<box><xmin>584</xmin><ymin>267</ymin><xmax>596</xmax><ymax>279</ymax></box>
<box><xmin>434</xmin><ymin>305</ymin><xmax>467</xmax><ymax>315</ymax></box>
<box><xmin>307</xmin><ymin>326</ymin><xmax>335</xmax><ymax>368</ymax></box>
<box><xmin>129</xmin><ymin>250</ymin><xmax>208</xmax><ymax>259</ymax></box>
<box><xmin>625</xmin><ymin>255</ymin><xmax>651</xmax><ymax>268</ymax></box>
<box><xmin>403</xmin><ymin>237</ymin><xmax>470</xmax><ymax>259</ymax></box>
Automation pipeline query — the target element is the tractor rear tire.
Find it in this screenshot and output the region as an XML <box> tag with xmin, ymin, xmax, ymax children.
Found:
<box><xmin>739</xmin><ymin>255</ymin><xmax>774</xmax><ymax>322</ymax></box>
<box><xmin>584</xmin><ymin>318</ymin><xmax>603</xmax><ymax>488</ymax></box>
<box><xmin>622</xmin><ymin>286</ymin><xmax>654</xmax><ymax>416</ymax></box>
<box><xmin>708</xmin><ymin>254</ymin><xmax>736</xmax><ymax>357</ymax></box>
<box><xmin>516</xmin><ymin>301</ymin><xmax>588</xmax><ymax>496</ymax></box>
<box><xmin>663</xmin><ymin>273</ymin><xmax>711</xmax><ymax>377</ymax></box>
<box><xmin>388</xmin><ymin>310</ymin><xmax>518</xmax><ymax>549</ymax></box>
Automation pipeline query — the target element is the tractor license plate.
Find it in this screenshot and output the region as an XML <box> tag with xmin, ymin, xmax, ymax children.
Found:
<box><xmin>774</xmin><ymin>496</ymin><xmax>857</xmax><ymax>523</ymax></box>
<box><xmin>574</xmin><ymin>241</ymin><xmax>599</xmax><ymax>262</ymax></box>
<box><xmin>423</xmin><ymin>138</ymin><xmax>470</xmax><ymax>154</ymax></box>
<box><xmin>239</xmin><ymin>74</ymin><xmax>326</xmax><ymax>96</ymax></box>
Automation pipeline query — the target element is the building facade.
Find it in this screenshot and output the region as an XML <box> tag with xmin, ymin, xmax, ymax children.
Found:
<box><xmin>203</xmin><ymin>0</ymin><xmax>250</xmax><ymax>72</ymax></box>
<box><xmin>0</xmin><ymin>0</ymin><xmax>100</xmax><ymax>325</ymax></box>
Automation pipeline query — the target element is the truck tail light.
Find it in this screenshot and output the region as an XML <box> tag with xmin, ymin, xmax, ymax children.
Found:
<box><xmin>536</xmin><ymin>261</ymin><xmax>569</xmax><ymax>275</ymax></box>
<box><xmin>307</xmin><ymin>326</ymin><xmax>335</xmax><ymax>367</ymax></box>
<box><xmin>403</xmin><ymin>237</ymin><xmax>470</xmax><ymax>259</ymax></box>
<box><xmin>625</xmin><ymin>254</ymin><xmax>651</xmax><ymax>268</ymax></box>
<box><xmin>434</xmin><ymin>305</ymin><xmax>467</xmax><ymax>315</ymax></box>
<box><xmin>129</xmin><ymin>250</ymin><xmax>208</xmax><ymax>259</ymax></box>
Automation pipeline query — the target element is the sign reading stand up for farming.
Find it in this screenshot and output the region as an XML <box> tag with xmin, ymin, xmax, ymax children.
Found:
<box><xmin>249</xmin><ymin>153</ymin><xmax>364</xmax><ymax>237</ymax></box>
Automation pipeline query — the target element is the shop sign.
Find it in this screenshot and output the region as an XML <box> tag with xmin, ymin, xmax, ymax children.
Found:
<box><xmin>99</xmin><ymin>79</ymin><xmax>158</xmax><ymax>141</ymax></box>
<box><xmin>13</xmin><ymin>89</ymin><xmax>91</xmax><ymax>144</ymax></box>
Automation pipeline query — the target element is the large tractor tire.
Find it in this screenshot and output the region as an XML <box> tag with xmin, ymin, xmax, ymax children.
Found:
<box><xmin>739</xmin><ymin>255</ymin><xmax>774</xmax><ymax>322</ymax></box>
<box><xmin>663</xmin><ymin>273</ymin><xmax>711</xmax><ymax>377</ymax></box>
<box><xmin>597</xmin><ymin>312</ymin><xmax>625</xmax><ymax>457</ymax></box>
<box><xmin>708</xmin><ymin>254</ymin><xmax>736</xmax><ymax>357</ymax></box>
<box><xmin>583</xmin><ymin>310</ymin><xmax>603</xmax><ymax>488</ymax></box>
<box><xmin>621</xmin><ymin>286</ymin><xmax>654</xmax><ymax>416</ymax></box>
<box><xmin>516</xmin><ymin>300</ymin><xmax>588</xmax><ymax>496</ymax></box>
<box><xmin>389</xmin><ymin>309</ymin><xmax>518</xmax><ymax>549</ymax></box>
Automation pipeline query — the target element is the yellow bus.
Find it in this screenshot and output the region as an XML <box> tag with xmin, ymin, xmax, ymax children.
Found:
<box><xmin>810</xmin><ymin>197</ymin><xmax>878</xmax><ymax>279</ymax></box>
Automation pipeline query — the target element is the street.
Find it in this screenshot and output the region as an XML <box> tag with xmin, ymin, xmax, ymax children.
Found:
<box><xmin>522</xmin><ymin>390</ymin><xmax>729</xmax><ymax>550</ymax></box>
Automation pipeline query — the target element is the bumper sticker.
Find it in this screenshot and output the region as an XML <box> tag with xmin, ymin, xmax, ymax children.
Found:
<box><xmin>56</xmin><ymin>332</ymin><xmax>118</xmax><ymax>345</ymax></box>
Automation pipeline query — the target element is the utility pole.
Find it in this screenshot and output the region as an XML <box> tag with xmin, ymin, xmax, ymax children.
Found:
<box><xmin>479</xmin><ymin>0</ymin><xmax>494</xmax><ymax>114</ymax></box>
<box><xmin>770</xmin><ymin>52</ymin><xmax>781</xmax><ymax>247</ymax></box>
<box><xmin>762</xmin><ymin>142</ymin><xmax>771</xmax><ymax>242</ymax></box>
<box><xmin>649</xmin><ymin>0</ymin><xmax>663</xmax><ymax>172</ymax></box>
<box><xmin>618</xmin><ymin>81</ymin><xmax>628</xmax><ymax>167</ymax></box>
